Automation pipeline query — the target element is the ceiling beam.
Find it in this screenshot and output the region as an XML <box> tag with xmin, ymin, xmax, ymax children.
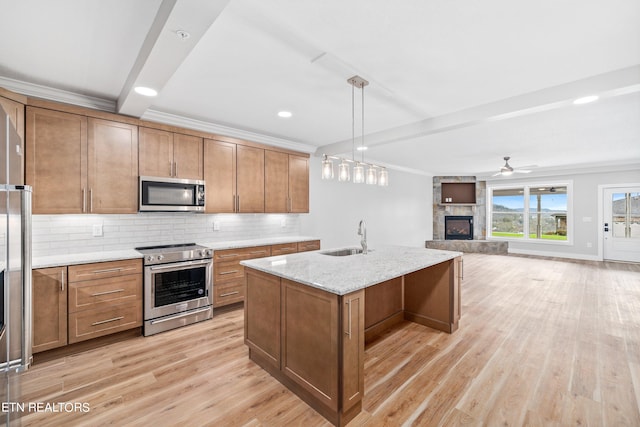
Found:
<box><xmin>117</xmin><ymin>0</ymin><xmax>230</xmax><ymax>117</ymax></box>
<box><xmin>315</xmin><ymin>65</ymin><xmax>640</xmax><ymax>157</ymax></box>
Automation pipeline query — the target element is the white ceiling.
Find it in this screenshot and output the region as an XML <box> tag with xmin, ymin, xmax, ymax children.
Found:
<box><xmin>1</xmin><ymin>0</ymin><xmax>639</xmax><ymax>178</ymax></box>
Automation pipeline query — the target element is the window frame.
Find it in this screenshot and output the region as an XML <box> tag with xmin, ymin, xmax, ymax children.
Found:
<box><xmin>486</xmin><ymin>181</ymin><xmax>573</xmax><ymax>245</ymax></box>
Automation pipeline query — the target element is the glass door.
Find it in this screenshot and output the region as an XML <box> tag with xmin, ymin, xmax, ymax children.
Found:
<box><xmin>604</xmin><ymin>187</ymin><xmax>640</xmax><ymax>262</ymax></box>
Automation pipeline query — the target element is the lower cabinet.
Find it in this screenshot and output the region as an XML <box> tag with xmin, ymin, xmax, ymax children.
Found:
<box><xmin>32</xmin><ymin>259</ymin><xmax>143</xmax><ymax>353</ymax></box>
<box><xmin>244</xmin><ymin>268</ymin><xmax>364</xmax><ymax>424</ymax></box>
<box><xmin>213</xmin><ymin>240</ymin><xmax>321</xmax><ymax>308</ymax></box>
<box><xmin>32</xmin><ymin>267</ymin><xmax>68</xmax><ymax>353</ymax></box>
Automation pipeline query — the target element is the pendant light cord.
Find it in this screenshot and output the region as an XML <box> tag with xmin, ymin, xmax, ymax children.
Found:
<box><xmin>352</xmin><ymin>82</ymin><xmax>355</xmax><ymax>162</ymax></box>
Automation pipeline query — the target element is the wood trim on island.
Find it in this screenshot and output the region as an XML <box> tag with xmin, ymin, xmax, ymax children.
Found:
<box><xmin>244</xmin><ymin>255</ymin><xmax>462</xmax><ymax>426</ymax></box>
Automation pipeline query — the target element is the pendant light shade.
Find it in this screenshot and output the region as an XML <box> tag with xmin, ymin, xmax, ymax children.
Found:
<box><xmin>321</xmin><ymin>155</ymin><xmax>334</xmax><ymax>179</ymax></box>
<box><xmin>353</xmin><ymin>163</ymin><xmax>365</xmax><ymax>184</ymax></box>
<box><xmin>378</xmin><ymin>168</ymin><xmax>389</xmax><ymax>186</ymax></box>
<box><xmin>366</xmin><ymin>166</ymin><xmax>377</xmax><ymax>185</ymax></box>
<box><xmin>338</xmin><ymin>159</ymin><xmax>350</xmax><ymax>182</ymax></box>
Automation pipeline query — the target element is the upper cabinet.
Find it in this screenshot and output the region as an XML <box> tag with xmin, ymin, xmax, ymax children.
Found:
<box><xmin>265</xmin><ymin>151</ymin><xmax>309</xmax><ymax>213</ymax></box>
<box><xmin>204</xmin><ymin>139</ymin><xmax>265</xmax><ymax>213</ymax></box>
<box><xmin>26</xmin><ymin>106</ymin><xmax>138</xmax><ymax>214</ymax></box>
<box><xmin>139</xmin><ymin>127</ymin><xmax>203</xmax><ymax>180</ymax></box>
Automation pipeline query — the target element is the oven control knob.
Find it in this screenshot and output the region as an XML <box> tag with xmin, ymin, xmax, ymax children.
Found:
<box><xmin>205</xmin><ymin>249</ymin><xmax>213</xmax><ymax>257</ymax></box>
<box><xmin>146</xmin><ymin>255</ymin><xmax>154</xmax><ymax>262</ymax></box>
<box><xmin>157</xmin><ymin>254</ymin><xmax>164</xmax><ymax>261</ymax></box>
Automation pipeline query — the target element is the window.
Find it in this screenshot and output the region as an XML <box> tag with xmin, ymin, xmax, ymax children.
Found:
<box><xmin>488</xmin><ymin>184</ymin><xmax>570</xmax><ymax>242</ymax></box>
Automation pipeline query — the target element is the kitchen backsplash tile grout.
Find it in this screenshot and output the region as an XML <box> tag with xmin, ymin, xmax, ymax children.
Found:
<box><xmin>32</xmin><ymin>213</ymin><xmax>301</xmax><ymax>257</ymax></box>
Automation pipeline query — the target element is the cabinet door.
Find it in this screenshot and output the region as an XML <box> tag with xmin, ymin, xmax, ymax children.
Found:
<box><xmin>264</xmin><ymin>150</ymin><xmax>288</xmax><ymax>213</ymax></box>
<box><xmin>173</xmin><ymin>133</ymin><xmax>203</xmax><ymax>179</ymax></box>
<box><xmin>342</xmin><ymin>290</ymin><xmax>364</xmax><ymax>412</ymax></box>
<box><xmin>0</xmin><ymin>96</ymin><xmax>25</xmax><ymax>185</ymax></box>
<box><xmin>281</xmin><ymin>279</ymin><xmax>339</xmax><ymax>410</ymax></box>
<box><xmin>236</xmin><ymin>145</ymin><xmax>264</xmax><ymax>213</ymax></box>
<box><xmin>288</xmin><ymin>155</ymin><xmax>309</xmax><ymax>213</ymax></box>
<box><xmin>26</xmin><ymin>107</ymin><xmax>87</xmax><ymax>214</ymax></box>
<box><xmin>138</xmin><ymin>127</ymin><xmax>173</xmax><ymax>178</ymax></box>
<box><xmin>87</xmin><ymin>118</ymin><xmax>138</xmax><ymax>213</ymax></box>
<box><xmin>32</xmin><ymin>267</ymin><xmax>67</xmax><ymax>353</ymax></box>
<box><xmin>204</xmin><ymin>139</ymin><xmax>236</xmax><ymax>213</ymax></box>
<box><xmin>245</xmin><ymin>269</ymin><xmax>281</xmax><ymax>369</ymax></box>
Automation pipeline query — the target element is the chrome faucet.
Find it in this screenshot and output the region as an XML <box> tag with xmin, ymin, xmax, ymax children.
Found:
<box><xmin>358</xmin><ymin>220</ymin><xmax>367</xmax><ymax>254</ymax></box>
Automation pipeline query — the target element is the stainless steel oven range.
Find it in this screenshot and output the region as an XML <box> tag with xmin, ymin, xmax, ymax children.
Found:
<box><xmin>136</xmin><ymin>243</ymin><xmax>213</xmax><ymax>336</ymax></box>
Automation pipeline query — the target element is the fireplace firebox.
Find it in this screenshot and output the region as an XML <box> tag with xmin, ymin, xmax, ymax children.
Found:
<box><xmin>445</xmin><ymin>216</ymin><xmax>473</xmax><ymax>240</ymax></box>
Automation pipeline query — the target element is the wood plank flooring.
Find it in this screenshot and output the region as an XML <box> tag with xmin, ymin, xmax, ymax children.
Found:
<box><xmin>12</xmin><ymin>254</ymin><xmax>640</xmax><ymax>426</ymax></box>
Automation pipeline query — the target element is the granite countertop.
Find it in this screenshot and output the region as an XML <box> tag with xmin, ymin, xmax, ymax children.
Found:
<box><xmin>31</xmin><ymin>236</ymin><xmax>321</xmax><ymax>269</ymax></box>
<box><xmin>240</xmin><ymin>245</ymin><xmax>463</xmax><ymax>295</ymax></box>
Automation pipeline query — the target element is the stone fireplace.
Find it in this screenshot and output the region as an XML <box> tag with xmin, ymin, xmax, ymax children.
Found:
<box><xmin>445</xmin><ymin>216</ymin><xmax>473</xmax><ymax>240</ymax></box>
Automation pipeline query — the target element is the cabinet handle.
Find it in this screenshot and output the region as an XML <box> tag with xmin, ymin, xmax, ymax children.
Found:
<box><xmin>218</xmin><ymin>254</ymin><xmax>239</xmax><ymax>258</ymax></box>
<box><xmin>174</xmin><ymin>162</ymin><xmax>178</xmax><ymax>177</ymax></box>
<box><xmin>250</xmin><ymin>250</ymin><xmax>267</xmax><ymax>255</ymax></box>
<box><xmin>169</xmin><ymin>161</ymin><xmax>173</xmax><ymax>177</ymax></box>
<box><xmin>91</xmin><ymin>267</ymin><xmax>123</xmax><ymax>274</ymax></box>
<box><xmin>237</xmin><ymin>195</ymin><xmax>240</xmax><ymax>212</ymax></box>
<box><xmin>219</xmin><ymin>291</ymin><xmax>240</xmax><ymax>297</ymax></box>
<box><xmin>345</xmin><ymin>299</ymin><xmax>352</xmax><ymax>338</ymax></box>
<box><xmin>91</xmin><ymin>316</ymin><xmax>124</xmax><ymax>326</ymax></box>
<box><xmin>89</xmin><ymin>188</ymin><xmax>93</xmax><ymax>212</ymax></box>
<box><xmin>219</xmin><ymin>270</ymin><xmax>239</xmax><ymax>275</ymax></box>
<box><xmin>60</xmin><ymin>269</ymin><xmax>65</xmax><ymax>292</ymax></box>
<box><xmin>91</xmin><ymin>289</ymin><xmax>125</xmax><ymax>297</ymax></box>
<box><xmin>82</xmin><ymin>188</ymin><xmax>86</xmax><ymax>213</ymax></box>
<box><xmin>460</xmin><ymin>259</ymin><xmax>464</xmax><ymax>281</ymax></box>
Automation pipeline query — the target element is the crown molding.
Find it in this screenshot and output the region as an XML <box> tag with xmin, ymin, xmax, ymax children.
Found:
<box><xmin>0</xmin><ymin>76</ymin><xmax>116</xmax><ymax>111</ymax></box>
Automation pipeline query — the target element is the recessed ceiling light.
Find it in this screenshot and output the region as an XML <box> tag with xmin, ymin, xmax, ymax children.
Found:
<box><xmin>134</xmin><ymin>86</ymin><xmax>158</xmax><ymax>97</ymax></box>
<box><xmin>277</xmin><ymin>111</ymin><xmax>292</xmax><ymax>118</ymax></box>
<box><xmin>356</xmin><ymin>146</ymin><xmax>368</xmax><ymax>151</ymax></box>
<box><xmin>573</xmin><ymin>95</ymin><xmax>599</xmax><ymax>105</ymax></box>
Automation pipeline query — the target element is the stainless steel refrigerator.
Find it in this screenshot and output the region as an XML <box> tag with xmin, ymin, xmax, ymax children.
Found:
<box><xmin>0</xmin><ymin>106</ymin><xmax>31</xmax><ymax>426</ymax></box>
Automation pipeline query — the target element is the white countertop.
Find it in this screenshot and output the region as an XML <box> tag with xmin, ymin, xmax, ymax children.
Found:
<box><xmin>240</xmin><ymin>245</ymin><xmax>463</xmax><ymax>295</ymax></box>
<box><xmin>32</xmin><ymin>236</ymin><xmax>321</xmax><ymax>269</ymax></box>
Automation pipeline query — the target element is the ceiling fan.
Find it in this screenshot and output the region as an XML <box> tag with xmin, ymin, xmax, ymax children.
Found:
<box><xmin>492</xmin><ymin>156</ymin><xmax>532</xmax><ymax>177</ymax></box>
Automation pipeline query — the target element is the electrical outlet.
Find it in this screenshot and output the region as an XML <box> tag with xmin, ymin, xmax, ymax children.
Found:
<box><xmin>586</xmin><ymin>242</ymin><xmax>592</xmax><ymax>248</ymax></box>
<box><xmin>280</xmin><ymin>219</ymin><xmax>286</xmax><ymax>228</ymax></box>
<box><xmin>92</xmin><ymin>224</ymin><xmax>103</xmax><ymax>237</ymax></box>
<box><xmin>213</xmin><ymin>221</ymin><xmax>221</xmax><ymax>231</ymax></box>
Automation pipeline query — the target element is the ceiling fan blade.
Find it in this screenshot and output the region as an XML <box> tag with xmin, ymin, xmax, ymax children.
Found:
<box><xmin>492</xmin><ymin>172</ymin><xmax>503</xmax><ymax>176</ymax></box>
<box><xmin>514</xmin><ymin>169</ymin><xmax>532</xmax><ymax>174</ymax></box>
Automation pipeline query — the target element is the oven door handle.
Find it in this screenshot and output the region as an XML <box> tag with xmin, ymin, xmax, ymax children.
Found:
<box><xmin>149</xmin><ymin>259</ymin><xmax>211</xmax><ymax>271</ymax></box>
<box><xmin>150</xmin><ymin>307</ymin><xmax>212</xmax><ymax>325</ymax></box>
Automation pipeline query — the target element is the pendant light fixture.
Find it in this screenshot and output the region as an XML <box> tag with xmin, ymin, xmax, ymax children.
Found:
<box><xmin>321</xmin><ymin>75</ymin><xmax>389</xmax><ymax>186</ymax></box>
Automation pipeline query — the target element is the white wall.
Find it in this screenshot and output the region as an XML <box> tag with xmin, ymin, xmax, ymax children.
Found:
<box><xmin>300</xmin><ymin>156</ymin><xmax>433</xmax><ymax>249</ymax></box>
<box><xmin>489</xmin><ymin>168</ymin><xmax>640</xmax><ymax>260</ymax></box>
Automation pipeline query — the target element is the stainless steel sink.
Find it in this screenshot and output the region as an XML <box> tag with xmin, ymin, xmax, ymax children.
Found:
<box><xmin>320</xmin><ymin>248</ymin><xmax>366</xmax><ymax>256</ymax></box>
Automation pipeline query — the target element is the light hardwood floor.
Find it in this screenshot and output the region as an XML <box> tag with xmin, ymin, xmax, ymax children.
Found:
<box><xmin>14</xmin><ymin>254</ymin><xmax>640</xmax><ymax>426</ymax></box>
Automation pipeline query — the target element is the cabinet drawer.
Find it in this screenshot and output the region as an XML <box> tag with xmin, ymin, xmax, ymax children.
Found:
<box><xmin>68</xmin><ymin>301</ymin><xmax>142</xmax><ymax>344</ymax></box>
<box><xmin>68</xmin><ymin>259</ymin><xmax>142</xmax><ymax>282</ymax></box>
<box><xmin>213</xmin><ymin>245</ymin><xmax>271</xmax><ymax>263</ymax></box>
<box><xmin>271</xmin><ymin>243</ymin><xmax>298</xmax><ymax>256</ymax></box>
<box><xmin>68</xmin><ymin>274</ymin><xmax>142</xmax><ymax>313</ymax></box>
<box><xmin>69</xmin><ymin>301</ymin><xmax>142</xmax><ymax>344</ymax></box>
<box><xmin>213</xmin><ymin>282</ymin><xmax>245</xmax><ymax>307</ymax></box>
<box><xmin>297</xmin><ymin>240</ymin><xmax>320</xmax><ymax>252</ymax></box>
<box><xmin>213</xmin><ymin>261</ymin><xmax>245</xmax><ymax>283</ymax></box>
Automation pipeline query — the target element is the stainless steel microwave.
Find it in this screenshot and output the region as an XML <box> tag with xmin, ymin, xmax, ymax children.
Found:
<box><xmin>139</xmin><ymin>176</ymin><xmax>205</xmax><ymax>212</ymax></box>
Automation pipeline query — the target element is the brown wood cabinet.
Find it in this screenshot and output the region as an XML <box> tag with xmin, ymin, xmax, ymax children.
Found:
<box><xmin>0</xmin><ymin>91</ymin><xmax>25</xmax><ymax>184</ymax></box>
<box><xmin>32</xmin><ymin>267</ymin><xmax>67</xmax><ymax>353</ymax></box>
<box><xmin>204</xmin><ymin>139</ymin><xmax>264</xmax><ymax>213</ymax></box>
<box><xmin>212</xmin><ymin>245</ymin><xmax>271</xmax><ymax>307</ymax></box>
<box><xmin>265</xmin><ymin>151</ymin><xmax>309</xmax><ymax>213</ymax></box>
<box><xmin>297</xmin><ymin>240</ymin><xmax>320</xmax><ymax>252</ymax></box>
<box><xmin>67</xmin><ymin>259</ymin><xmax>142</xmax><ymax>344</ymax></box>
<box><xmin>244</xmin><ymin>269</ymin><xmax>364</xmax><ymax>426</ymax></box>
<box><xmin>212</xmin><ymin>241</ymin><xmax>320</xmax><ymax>308</ymax></box>
<box><xmin>139</xmin><ymin>127</ymin><xmax>203</xmax><ymax>179</ymax></box>
<box><xmin>26</xmin><ymin>107</ymin><xmax>138</xmax><ymax>214</ymax></box>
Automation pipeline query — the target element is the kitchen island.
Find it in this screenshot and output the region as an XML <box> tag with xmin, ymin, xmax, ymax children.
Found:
<box><xmin>241</xmin><ymin>246</ymin><xmax>463</xmax><ymax>426</ymax></box>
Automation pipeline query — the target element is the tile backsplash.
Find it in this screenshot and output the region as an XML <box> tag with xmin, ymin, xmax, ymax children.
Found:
<box><xmin>32</xmin><ymin>213</ymin><xmax>301</xmax><ymax>257</ymax></box>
